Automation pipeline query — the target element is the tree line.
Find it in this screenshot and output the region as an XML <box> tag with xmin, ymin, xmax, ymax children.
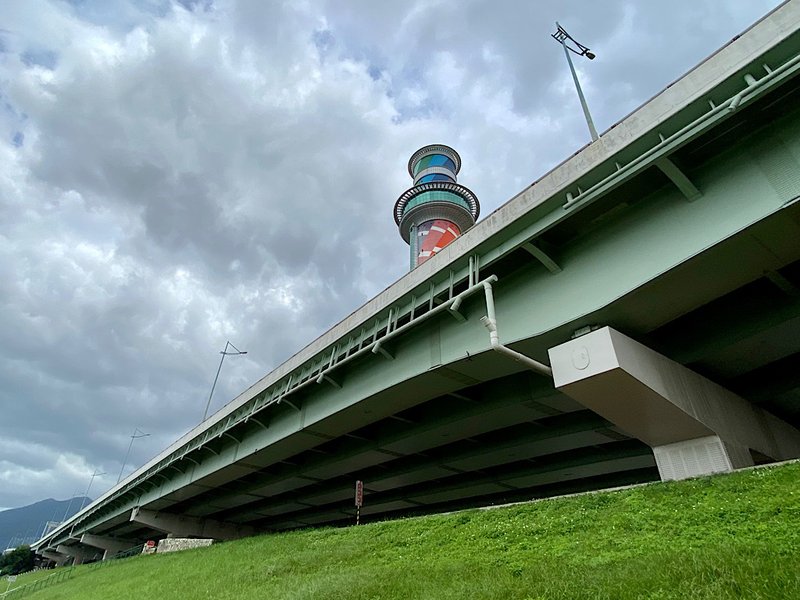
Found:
<box><xmin>1</xmin><ymin>545</ymin><xmax>35</xmax><ymax>576</ymax></box>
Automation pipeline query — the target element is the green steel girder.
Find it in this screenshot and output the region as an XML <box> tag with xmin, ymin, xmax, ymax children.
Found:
<box><xmin>176</xmin><ymin>388</ymin><xmax>596</xmax><ymax>519</ymax></box>
<box><xmin>36</xmin><ymin>34</ymin><xmax>800</xmax><ymax>551</ymax></box>
<box><xmin>255</xmin><ymin>440</ymin><xmax>655</xmax><ymax>529</ymax></box>
<box><xmin>91</xmin><ymin>45</ymin><xmax>800</xmax><ymax>519</ymax></box>
<box><xmin>206</xmin><ymin>412</ymin><xmax>618</xmax><ymax>522</ymax></box>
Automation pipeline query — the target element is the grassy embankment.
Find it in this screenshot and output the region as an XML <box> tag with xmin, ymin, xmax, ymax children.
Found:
<box><xmin>19</xmin><ymin>462</ymin><xmax>800</xmax><ymax>599</ymax></box>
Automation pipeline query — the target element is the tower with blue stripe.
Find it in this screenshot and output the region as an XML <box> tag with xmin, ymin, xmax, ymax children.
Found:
<box><xmin>394</xmin><ymin>145</ymin><xmax>480</xmax><ymax>269</ymax></box>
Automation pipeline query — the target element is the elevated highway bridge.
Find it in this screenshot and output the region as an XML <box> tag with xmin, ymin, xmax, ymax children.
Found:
<box><xmin>35</xmin><ymin>1</ymin><xmax>800</xmax><ymax>563</ymax></box>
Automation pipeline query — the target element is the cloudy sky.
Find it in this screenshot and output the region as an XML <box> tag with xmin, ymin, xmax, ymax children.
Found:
<box><xmin>0</xmin><ymin>0</ymin><xmax>783</xmax><ymax>514</ymax></box>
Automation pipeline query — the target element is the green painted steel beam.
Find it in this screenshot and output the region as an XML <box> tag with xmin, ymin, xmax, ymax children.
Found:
<box><xmin>35</xmin><ymin>22</ymin><xmax>800</xmax><ymax>549</ymax></box>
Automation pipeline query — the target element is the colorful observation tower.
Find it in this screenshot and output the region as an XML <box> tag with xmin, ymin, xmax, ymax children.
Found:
<box><xmin>394</xmin><ymin>144</ymin><xmax>480</xmax><ymax>269</ymax></box>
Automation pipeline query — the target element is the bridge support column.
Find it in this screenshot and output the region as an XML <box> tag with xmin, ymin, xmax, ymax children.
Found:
<box><xmin>56</xmin><ymin>544</ymin><xmax>98</xmax><ymax>566</ymax></box>
<box><xmin>130</xmin><ymin>507</ymin><xmax>254</xmax><ymax>540</ymax></box>
<box><xmin>548</xmin><ymin>327</ymin><xmax>800</xmax><ymax>480</ymax></box>
<box><xmin>79</xmin><ymin>533</ymin><xmax>134</xmax><ymax>560</ymax></box>
<box><xmin>41</xmin><ymin>550</ymin><xmax>69</xmax><ymax>566</ymax></box>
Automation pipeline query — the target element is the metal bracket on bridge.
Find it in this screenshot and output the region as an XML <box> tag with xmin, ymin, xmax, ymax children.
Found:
<box><xmin>447</xmin><ymin>296</ymin><xmax>466</xmax><ymax>322</ymax></box>
<box><xmin>142</xmin><ymin>480</ymin><xmax>161</xmax><ymax>491</ymax></box>
<box><xmin>371</xmin><ymin>341</ymin><xmax>395</xmax><ymax>360</ymax></box>
<box><xmin>765</xmin><ymin>270</ymin><xmax>800</xmax><ymax>297</ymax></box>
<box><xmin>447</xmin><ymin>306</ymin><xmax>466</xmax><ymax>322</ymax></box>
<box><xmin>315</xmin><ymin>372</ymin><xmax>342</xmax><ymax>388</ymax></box>
<box><xmin>249</xmin><ymin>416</ymin><xmax>269</xmax><ymax>430</ymax></box>
<box><xmin>522</xmin><ymin>242</ymin><xmax>562</xmax><ymax>273</ymax></box>
<box><xmin>279</xmin><ymin>398</ymin><xmax>302</xmax><ymax>412</ymax></box>
<box><xmin>223</xmin><ymin>432</ymin><xmax>241</xmax><ymax>444</ymax></box>
<box><xmin>655</xmin><ymin>156</ymin><xmax>702</xmax><ymax>201</ymax></box>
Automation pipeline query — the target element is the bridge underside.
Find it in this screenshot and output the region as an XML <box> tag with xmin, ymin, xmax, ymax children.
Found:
<box><xmin>77</xmin><ymin>197</ymin><xmax>800</xmax><ymax>541</ymax></box>
<box><xmin>42</xmin><ymin>19</ymin><xmax>800</xmax><ymax>557</ymax></box>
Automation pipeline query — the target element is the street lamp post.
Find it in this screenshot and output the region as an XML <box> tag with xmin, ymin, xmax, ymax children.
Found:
<box><xmin>202</xmin><ymin>341</ymin><xmax>247</xmax><ymax>422</ymax></box>
<box><xmin>80</xmin><ymin>469</ymin><xmax>105</xmax><ymax>511</ymax></box>
<box><xmin>117</xmin><ymin>428</ymin><xmax>150</xmax><ymax>483</ymax></box>
<box><xmin>61</xmin><ymin>489</ymin><xmax>81</xmax><ymax>521</ymax></box>
<box><xmin>552</xmin><ymin>22</ymin><xmax>599</xmax><ymax>142</ymax></box>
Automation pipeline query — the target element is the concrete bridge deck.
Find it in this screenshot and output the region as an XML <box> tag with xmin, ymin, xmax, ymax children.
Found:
<box><xmin>35</xmin><ymin>1</ymin><xmax>800</xmax><ymax>563</ymax></box>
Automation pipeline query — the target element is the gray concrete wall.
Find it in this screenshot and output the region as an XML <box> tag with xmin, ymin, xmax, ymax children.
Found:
<box><xmin>157</xmin><ymin>538</ymin><xmax>214</xmax><ymax>554</ymax></box>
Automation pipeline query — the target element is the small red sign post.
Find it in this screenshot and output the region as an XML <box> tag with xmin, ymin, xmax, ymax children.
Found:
<box><xmin>355</xmin><ymin>480</ymin><xmax>364</xmax><ymax>525</ymax></box>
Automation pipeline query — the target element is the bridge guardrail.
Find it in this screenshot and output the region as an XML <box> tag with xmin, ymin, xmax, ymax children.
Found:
<box><xmin>1</xmin><ymin>567</ymin><xmax>75</xmax><ymax>599</ymax></box>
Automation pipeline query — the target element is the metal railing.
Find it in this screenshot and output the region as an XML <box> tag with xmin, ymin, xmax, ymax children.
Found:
<box><xmin>88</xmin><ymin>544</ymin><xmax>145</xmax><ymax>569</ymax></box>
<box><xmin>1</xmin><ymin>567</ymin><xmax>75</xmax><ymax>599</ymax></box>
<box><xmin>1</xmin><ymin>544</ymin><xmax>144</xmax><ymax>599</ymax></box>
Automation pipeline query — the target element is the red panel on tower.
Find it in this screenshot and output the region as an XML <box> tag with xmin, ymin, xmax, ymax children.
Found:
<box><xmin>416</xmin><ymin>219</ymin><xmax>460</xmax><ymax>265</ymax></box>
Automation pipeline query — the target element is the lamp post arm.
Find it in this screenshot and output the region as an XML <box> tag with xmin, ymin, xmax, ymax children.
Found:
<box><xmin>561</xmin><ymin>37</ymin><xmax>599</xmax><ymax>141</ymax></box>
<box><xmin>116</xmin><ymin>430</ymin><xmax>150</xmax><ymax>484</ymax></box>
<box><xmin>81</xmin><ymin>469</ymin><xmax>104</xmax><ymax>511</ymax></box>
<box><xmin>202</xmin><ymin>342</ymin><xmax>229</xmax><ymax>422</ymax></box>
<box><xmin>117</xmin><ymin>434</ymin><xmax>136</xmax><ymax>484</ymax></box>
<box><xmin>61</xmin><ymin>493</ymin><xmax>77</xmax><ymax>521</ymax></box>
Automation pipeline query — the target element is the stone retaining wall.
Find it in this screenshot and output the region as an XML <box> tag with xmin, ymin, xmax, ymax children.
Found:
<box><xmin>156</xmin><ymin>538</ymin><xmax>214</xmax><ymax>554</ymax></box>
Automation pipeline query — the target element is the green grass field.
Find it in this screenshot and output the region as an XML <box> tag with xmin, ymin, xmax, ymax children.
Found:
<box><xmin>17</xmin><ymin>462</ymin><xmax>800</xmax><ymax>600</ymax></box>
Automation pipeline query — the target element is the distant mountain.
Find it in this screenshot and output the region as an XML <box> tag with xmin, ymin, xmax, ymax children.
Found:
<box><xmin>0</xmin><ymin>497</ymin><xmax>90</xmax><ymax>551</ymax></box>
